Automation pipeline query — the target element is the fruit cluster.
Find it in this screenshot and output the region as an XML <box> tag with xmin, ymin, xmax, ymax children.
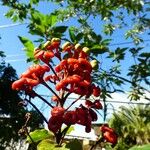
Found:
<box><xmin>12</xmin><ymin>38</ymin><xmax>117</xmax><ymax>147</ymax></box>
<box><xmin>48</xmin><ymin>99</ymin><xmax>102</xmax><ymax>134</ymax></box>
<box><xmin>34</xmin><ymin>38</ymin><xmax>61</xmax><ymax>63</ymax></box>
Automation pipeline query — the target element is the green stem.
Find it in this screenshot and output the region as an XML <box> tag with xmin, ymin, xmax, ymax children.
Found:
<box><xmin>90</xmin><ymin>137</ymin><xmax>104</xmax><ymax>150</ymax></box>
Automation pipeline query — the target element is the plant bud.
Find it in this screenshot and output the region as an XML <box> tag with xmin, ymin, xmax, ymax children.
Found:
<box><xmin>90</xmin><ymin>60</ymin><xmax>99</xmax><ymax>70</ymax></box>
<box><xmin>75</xmin><ymin>43</ymin><xmax>82</xmax><ymax>50</ymax></box>
<box><xmin>43</xmin><ymin>41</ymin><xmax>51</xmax><ymax>48</ymax></box>
<box><xmin>62</xmin><ymin>42</ymin><xmax>73</xmax><ymax>51</ymax></box>
<box><xmin>82</xmin><ymin>47</ymin><xmax>90</xmax><ymax>53</ymax></box>
<box><xmin>51</xmin><ymin>38</ymin><xmax>61</xmax><ymax>48</ymax></box>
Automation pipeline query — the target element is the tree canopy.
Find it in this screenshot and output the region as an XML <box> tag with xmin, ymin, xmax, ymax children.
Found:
<box><xmin>1</xmin><ymin>0</ymin><xmax>149</xmax><ymax>104</ymax></box>
<box><xmin>109</xmin><ymin>105</ymin><xmax>150</xmax><ymax>149</ymax></box>
<box><xmin>0</xmin><ymin>52</ymin><xmax>44</xmax><ymax>149</ymax></box>
<box><xmin>0</xmin><ymin>0</ymin><xmax>150</xmax><ymax>149</ymax></box>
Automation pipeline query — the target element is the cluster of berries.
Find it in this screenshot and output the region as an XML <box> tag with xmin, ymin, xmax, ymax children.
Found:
<box><xmin>53</xmin><ymin>42</ymin><xmax>101</xmax><ymax>97</ymax></box>
<box><xmin>48</xmin><ymin>99</ymin><xmax>102</xmax><ymax>134</ymax></box>
<box><xmin>34</xmin><ymin>38</ymin><xmax>61</xmax><ymax>63</ymax></box>
<box><xmin>12</xmin><ymin>65</ymin><xmax>50</xmax><ymax>92</ymax></box>
<box><xmin>12</xmin><ymin>38</ymin><xmax>117</xmax><ymax>146</ymax></box>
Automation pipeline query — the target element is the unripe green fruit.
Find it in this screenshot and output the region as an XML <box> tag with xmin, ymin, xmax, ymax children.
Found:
<box><xmin>90</xmin><ymin>60</ymin><xmax>99</xmax><ymax>70</ymax></box>
<box><xmin>51</xmin><ymin>38</ymin><xmax>60</xmax><ymax>43</ymax></box>
<box><xmin>82</xmin><ymin>47</ymin><xmax>90</xmax><ymax>53</ymax></box>
<box><xmin>43</xmin><ymin>41</ymin><xmax>51</xmax><ymax>48</ymax></box>
<box><xmin>75</xmin><ymin>43</ymin><xmax>82</xmax><ymax>50</ymax></box>
<box><xmin>62</xmin><ymin>42</ymin><xmax>71</xmax><ymax>49</ymax></box>
<box><xmin>34</xmin><ymin>47</ymin><xmax>38</xmax><ymax>52</ymax></box>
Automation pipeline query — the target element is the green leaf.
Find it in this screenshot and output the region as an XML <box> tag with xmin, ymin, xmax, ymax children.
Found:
<box><xmin>18</xmin><ymin>36</ymin><xmax>34</xmax><ymax>59</ymax></box>
<box><xmin>76</xmin><ymin>33</ymin><xmax>83</xmax><ymax>42</ymax></box>
<box><xmin>69</xmin><ymin>27</ymin><xmax>76</xmax><ymax>42</ymax></box>
<box><xmin>101</xmin><ymin>39</ymin><xmax>112</xmax><ymax>45</ymax></box>
<box><xmin>53</xmin><ymin>26</ymin><xmax>68</xmax><ymax>34</ymax></box>
<box><xmin>37</xmin><ymin>140</ymin><xmax>69</xmax><ymax>150</ymax></box>
<box><xmin>129</xmin><ymin>144</ymin><xmax>150</xmax><ymax>150</ymax></box>
<box><xmin>46</xmin><ymin>14</ymin><xmax>57</xmax><ymax>27</ymax></box>
<box><xmin>140</xmin><ymin>52</ymin><xmax>150</xmax><ymax>58</ymax></box>
<box><xmin>90</xmin><ymin>45</ymin><xmax>108</xmax><ymax>54</ymax></box>
<box><xmin>37</xmin><ymin>140</ymin><xmax>55</xmax><ymax>150</ymax></box>
<box><xmin>30</xmin><ymin>0</ymin><xmax>39</xmax><ymax>5</ymax></box>
<box><xmin>66</xmin><ymin>126</ymin><xmax>74</xmax><ymax>134</ymax></box>
<box><xmin>61</xmin><ymin>126</ymin><xmax>75</xmax><ymax>136</ymax></box>
<box><xmin>26</xmin><ymin>129</ymin><xmax>53</xmax><ymax>143</ymax></box>
<box><xmin>31</xmin><ymin>11</ymin><xmax>45</xmax><ymax>25</ymax></box>
<box><xmin>65</xmin><ymin>139</ymin><xmax>83</xmax><ymax>150</ymax></box>
<box><xmin>5</xmin><ymin>9</ymin><xmax>14</xmax><ymax>18</ymax></box>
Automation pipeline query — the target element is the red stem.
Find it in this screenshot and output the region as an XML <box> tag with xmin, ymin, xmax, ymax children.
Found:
<box><xmin>34</xmin><ymin>92</ymin><xmax>54</xmax><ymax>108</ymax></box>
<box><xmin>42</xmin><ymin>82</ymin><xmax>61</xmax><ymax>102</ymax></box>
<box><xmin>66</xmin><ymin>95</ymin><xmax>83</xmax><ymax>111</ymax></box>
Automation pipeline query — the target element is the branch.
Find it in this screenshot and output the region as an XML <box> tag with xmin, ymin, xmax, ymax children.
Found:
<box><xmin>66</xmin><ymin>95</ymin><xmax>83</xmax><ymax>111</ymax></box>
<box><xmin>47</xmin><ymin>63</ymin><xmax>60</xmax><ymax>81</ymax></box>
<box><xmin>34</xmin><ymin>91</ymin><xmax>54</xmax><ymax>108</ymax></box>
<box><xmin>24</xmin><ymin>98</ymin><xmax>48</xmax><ymax>124</ymax></box>
<box><xmin>42</xmin><ymin>82</ymin><xmax>61</xmax><ymax>102</ymax></box>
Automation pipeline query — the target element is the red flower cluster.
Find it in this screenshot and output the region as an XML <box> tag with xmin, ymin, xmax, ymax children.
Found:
<box><xmin>100</xmin><ymin>124</ymin><xmax>118</xmax><ymax>146</ymax></box>
<box><xmin>12</xmin><ymin>65</ymin><xmax>50</xmax><ymax>92</ymax></box>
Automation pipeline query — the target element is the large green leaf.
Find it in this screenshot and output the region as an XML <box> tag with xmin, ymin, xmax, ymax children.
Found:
<box><xmin>52</xmin><ymin>26</ymin><xmax>68</xmax><ymax>34</ymax></box>
<box><xmin>129</xmin><ymin>144</ymin><xmax>150</xmax><ymax>150</ymax></box>
<box><xmin>31</xmin><ymin>11</ymin><xmax>45</xmax><ymax>25</ymax></box>
<box><xmin>37</xmin><ymin>140</ymin><xmax>55</xmax><ymax>150</ymax></box>
<box><xmin>46</xmin><ymin>14</ymin><xmax>57</xmax><ymax>27</ymax></box>
<box><xmin>69</xmin><ymin>27</ymin><xmax>76</xmax><ymax>42</ymax></box>
<box><xmin>18</xmin><ymin>36</ymin><xmax>34</xmax><ymax>59</ymax></box>
<box><xmin>37</xmin><ymin>140</ymin><xmax>69</xmax><ymax>150</ymax></box>
<box><xmin>90</xmin><ymin>44</ymin><xmax>108</xmax><ymax>54</ymax></box>
<box><xmin>65</xmin><ymin>139</ymin><xmax>83</xmax><ymax>150</ymax></box>
<box><xmin>26</xmin><ymin>129</ymin><xmax>53</xmax><ymax>143</ymax></box>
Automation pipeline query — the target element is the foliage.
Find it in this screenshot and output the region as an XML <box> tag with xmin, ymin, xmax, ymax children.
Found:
<box><xmin>1</xmin><ymin>0</ymin><xmax>149</xmax><ymax>106</ymax></box>
<box><xmin>26</xmin><ymin>129</ymin><xmax>53</xmax><ymax>143</ymax></box>
<box><xmin>1</xmin><ymin>0</ymin><xmax>150</xmax><ymax>149</ymax></box>
<box><xmin>0</xmin><ymin>52</ymin><xmax>44</xmax><ymax>149</ymax></box>
<box><xmin>108</xmin><ymin>105</ymin><xmax>150</xmax><ymax>150</ymax></box>
<box><xmin>129</xmin><ymin>144</ymin><xmax>150</xmax><ymax>150</ymax></box>
<box><xmin>11</xmin><ymin>38</ymin><xmax>111</xmax><ymax>149</ymax></box>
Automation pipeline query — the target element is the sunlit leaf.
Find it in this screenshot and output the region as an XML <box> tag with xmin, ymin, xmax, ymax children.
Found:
<box><xmin>37</xmin><ymin>140</ymin><xmax>69</xmax><ymax>150</ymax></box>
<box><xmin>129</xmin><ymin>144</ymin><xmax>150</xmax><ymax>150</ymax></box>
<box><xmin>65</xmin><ymin>139</ymin><xmax>83</xmax><ymax>150</ymax></box>
<box><xmin>69</xmin><ymin>27</ymin><xmax>76</xmax><ymax>42</ymax></box>
<box><xmin>26</xmin><ymin>129</ymin><xmax>53</xmax><ymax>143</ymax></box>
<box><xmin>18</xmin><ymin>36</ymin><xmax>35</xmax><ymax>59</ymax></box>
